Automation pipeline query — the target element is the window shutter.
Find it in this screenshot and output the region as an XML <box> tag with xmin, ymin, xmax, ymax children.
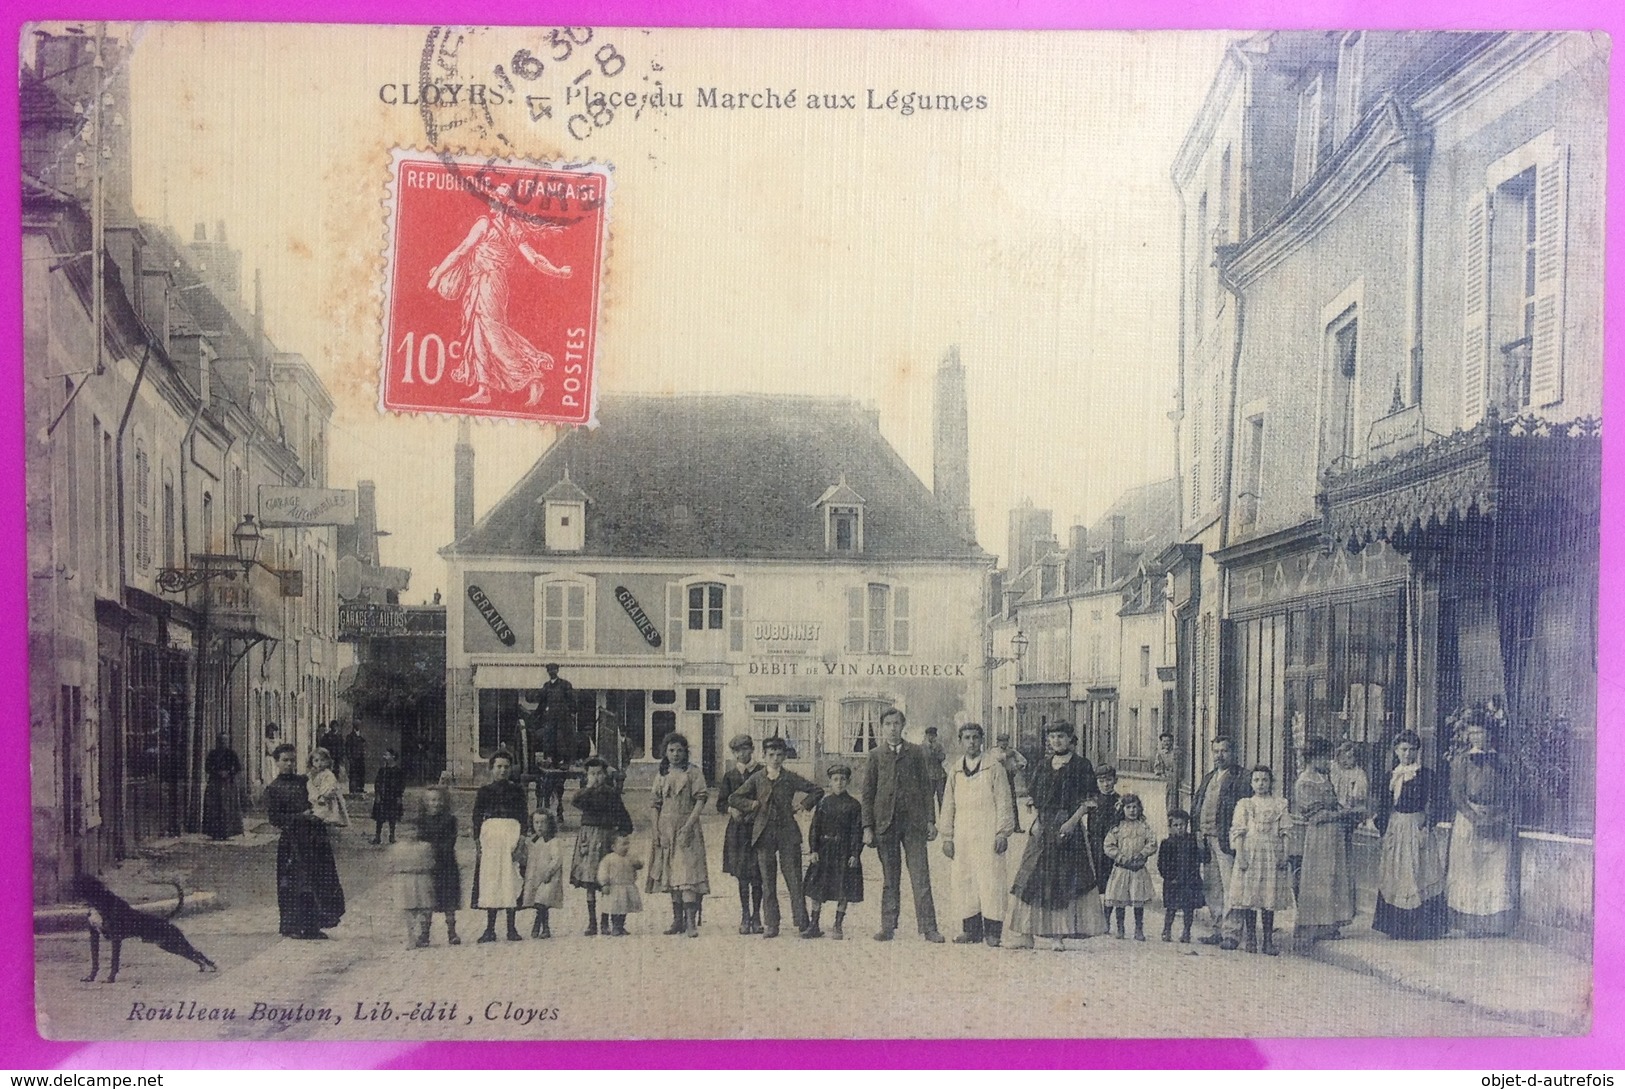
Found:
<box><xmin>1529</xmin><ymin>145</ymin><xmax>1569</xmax><ymax>408</ymax></box>
<box><xmin>729</xmin><ymin>583</ymin><xmax>746</xmax><ymax>653</ymax></box>
<box><xmin>893</xmin><ymin>585</ymin><xmax>911</xmax><ymax>654</ymax></box>
<box><xmin>846</xmin><ymin>586</ymin><xmax>865</xmax><ymax>652</ymax></box>
<box><xmin>665</xmin><ymin>582</ymin><xmax>684</xmax><ymax>655</ymax></box>
<box><xmin>1461</xmin><ymin>192</ymin><xmax>1491</xmax><ymax>428</ymax></box>
<box><xmin>566</xmin><ymin>584</ymin><xmax>586</xmax><ymax>652</ymax></box>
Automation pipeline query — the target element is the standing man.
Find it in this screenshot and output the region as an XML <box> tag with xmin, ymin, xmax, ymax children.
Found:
<box><xmin>859</xmin><ymin>708</ymin><xmax>946</xmax><ymax>943</ymax></box>
<box><xmin>537</xmin><ymin>663</ymin><xmax>578</xmax><ymax>764</ymax></box>
<box><xmin>1152</xmin><ymin>732</ymin><xmax>1182</xmax><ymax>828</ymax></box>
<box><xmin>922</xmin><ymin>727</ymin><xmax>949</xmax><ymax>811</ymax></box>
<box><xmin>1191</xmin><ymin>734</ymin><xmax>1248</xmax><ymax>949</ymax></box>
<box><xmin>939</xmin><ymin>723</ymin><xmax>1015</xmax><ymax>947</ymax></box>
<box><xmin>345</xmin><ymin>722</ymin><xmax>368</xmax><ymax>800</ymax></box>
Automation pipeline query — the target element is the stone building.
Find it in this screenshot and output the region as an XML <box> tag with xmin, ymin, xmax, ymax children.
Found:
<box><xmin>1171</xmin><ymin>32</ymin><xmax>1603</xmax><ymax>940</ymax></box>
<box><xmin>23</xmin><ymin>27</ymin><xmax>340</xmax><ymax>898</ymax></box>
<box><xmin>442</xmin><ymin>368</ymin><xmax>990</xmax><ymax>786</ymax></box>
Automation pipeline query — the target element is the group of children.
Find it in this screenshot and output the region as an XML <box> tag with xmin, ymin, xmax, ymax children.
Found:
<box><xmin>385</xmin><ymin>730</ymin><xmax>1344</xmax><ymax>958</ymax></box>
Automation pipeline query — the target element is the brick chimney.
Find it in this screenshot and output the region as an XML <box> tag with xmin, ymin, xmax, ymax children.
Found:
<box><xmin>1104</xmin><ymin>514</ymin><xmax>1127</xmax><ymax>584</ymax></box>
<box><xmin>453</xmin><ymin>418</ymin><xmax>475</xmax><ymax>541</ymax></box>
<box><xmin>1066</xmin><ymin>525</ymin><xmax>1090</xmax><ymax>591</ymax></box>
<box><xmin>355</xmin><ymin>480</ymin><xmax>380</xmax><ymax>566</ymax></box>
<box><xmin>933</xmin><ymin>346</ymin><xmax>976</xmax><ymax>543</ymax></box>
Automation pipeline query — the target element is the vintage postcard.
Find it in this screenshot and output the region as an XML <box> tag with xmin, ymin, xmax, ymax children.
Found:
<box><xmin>21</xmin><ymin>24</ymin><xmax>1605</xmax><ymax>1041</ymax></box>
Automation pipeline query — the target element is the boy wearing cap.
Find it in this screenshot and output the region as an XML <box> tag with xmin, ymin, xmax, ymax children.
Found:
<box><xmin>715</xmin><ymin>734</ymin><xmax>765</xmax><ymax>934</ymax></box>
<box><xmin>726</xmin><ymin>737</ymin><xmax>822</xmax><ymax>938</ymax></box>
<box><xmin>802</xmin><ymin>764</ymin><xmax>865</xmax><ymax>939</ymax></box>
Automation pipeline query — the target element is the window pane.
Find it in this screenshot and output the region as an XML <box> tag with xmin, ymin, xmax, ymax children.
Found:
<box><xmin>706</xmin><ymin>688</ymin><xmax>721</xmax><ymax>712</ymax></box>
<box><xmin>868</xmin><ymin>584</ymin><xmax>890</xmax><ymax>653</ymax></box>
<box><xmin>567</xmin><ymin>584</ymin><xmax>585</xmax><ymax>617</ymax></box>
<box><xmin>567</xmin><ymin>618</ymin><xmax>584</xmax><ymax>651</ymax></box>
<box><xmin>688</xmin><ymin>585</ymin><xmax>704</xmax><ymax>630</ymax></box>
<box><xmin>544</xmin><ymin>618</ymin><xmax>563</xmax><ymax>649</ymax></box>
<box><xmin>546</xmin><ymin>584</ymin><xmax>564</xmax><ymax>615</ymax></box>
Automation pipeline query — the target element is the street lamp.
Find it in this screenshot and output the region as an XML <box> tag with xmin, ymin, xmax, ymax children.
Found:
<box><xmin>987</xmin><ymin>629</ymin><xmax>1029</xmax><ymax>668</ymax></box>
<box><xmin>157</xmin><ymin>514</ymin><xmax>295</xmax><ymax>594</ymax></box>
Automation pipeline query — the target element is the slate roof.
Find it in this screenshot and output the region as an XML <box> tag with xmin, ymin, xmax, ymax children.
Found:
<box><xmin>450</xmin><ymin>394</ymin><xmax>987</xmax><ymax>562</ymax></box>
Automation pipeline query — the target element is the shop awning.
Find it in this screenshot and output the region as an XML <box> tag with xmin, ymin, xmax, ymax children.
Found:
<box><xmin>1317</xmin><ymin>413</ymin><xmax>1600</xmax><ymax>551</ymax></box>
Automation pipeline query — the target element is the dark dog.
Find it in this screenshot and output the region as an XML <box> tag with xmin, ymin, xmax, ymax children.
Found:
<box><xmin>76</xmin><ymin>875</ymin><xmax>218</xmax><ymax>983</ymax></box>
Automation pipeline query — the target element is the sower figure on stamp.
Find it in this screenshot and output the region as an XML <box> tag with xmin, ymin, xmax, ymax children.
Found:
<box><xmin>1192</xmin><ymin>735</ymin><xmax>1249</xmax><ymax>949</ymax></box>
<box><xmin>426</xmin><ymin>184</ymin><xmax>571</xmax><ymax>407</ymax></box>
<box><xmin>728</xmin><ymin>735</ymin><xmax>822</xmax><ymax>938</ymax></box>
<box><xmin>940</xmin><ymin>723</ymin><xmax>1015</xmax><ymax>947</ymax></box>
<box><xmin>858</xmin><ymin>708</ymin><xmax>945</xmax><ymax>943</ymax></box>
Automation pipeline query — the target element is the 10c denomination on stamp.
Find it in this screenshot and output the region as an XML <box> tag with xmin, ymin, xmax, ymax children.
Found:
<box><xmin>380</xmin><ymin>149</ymin><xmax>608</xmax><ymax>425</ymax></box>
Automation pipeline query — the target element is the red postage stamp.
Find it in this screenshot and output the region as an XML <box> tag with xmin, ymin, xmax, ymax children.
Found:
<box><xmin>381</xmin><ymin>150</ymin><xmax>609</xmax><ymax>424</ymax></box>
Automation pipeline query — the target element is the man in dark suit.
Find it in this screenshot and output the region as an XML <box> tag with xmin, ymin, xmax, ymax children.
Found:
<box><xmin>1191</xmin><ymin>734</ymin><xmax>1249</xmax><ymax>949</ymax></box>
<box><xmin>859</xmin><ymin>708</ymin><xmax>946</xmax><ymax>943</ymax></box>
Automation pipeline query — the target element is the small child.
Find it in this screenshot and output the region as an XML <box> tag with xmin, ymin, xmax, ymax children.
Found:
<box><xmin>570</xmin><ymin>758</ymin><xmax>635</xmax><ymax>936</ymax></box>
<box><xmin>1102</xmin><ymin>793</ymin><xmax>1157</xmax><ymax>940</ymax></box>
<box><xmin>520</xmin><ymin>810</ymin><xmax>564</xmax><ymax>938</ymax></box>
<box><xmin>1155</xmin><ymin>808</ymin><xmax>1205</xmax><ymax>943</ymax></box>
<box><xmin>802</xmin><ymin>763</ymin><xmax>864</xmax><ymax>940</ymax></box>
<box><xmin>308</xmin><ymin>747</ymin><xmax>349</xmax><ymax>828</ymax></box>
<box><xmin>416</xmin><ymin>787</ymin><xmax>463</xmax><ymax>946</ymax></box>
<box><xmin>595</xmin><ymin>833</ymin><xmax>643</xmax><ymax>936</ymax></box>
<box><xmin>391</xmin><ymin>813</ymin><xmax>437</xmax><ymax>948</ymax></box>
<box><xmin>1230</xmin><ymin>765</ymin><xmax>1293</xmax><ymax>955</ymax></box>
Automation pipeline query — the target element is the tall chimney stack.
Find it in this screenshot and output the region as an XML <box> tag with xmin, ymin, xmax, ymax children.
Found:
<box><xmin>454</xmin><ymin>418</ymin><xmax>475</xmax><ymax>541</ymax></box>
<box><xmin>355</xmin><ymin>480</ymin><xmax>380</xmax><ymax>566</ymax></box>
<box><xmin>933</xmin><ymin>346</ymin><xmax>976</xmax><ymax>543</ymax></box>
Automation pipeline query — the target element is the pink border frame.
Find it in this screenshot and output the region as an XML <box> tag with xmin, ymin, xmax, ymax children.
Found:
<box><xmin>1</xmin><ymin>0</ymin><xmax>1617</xmax><ymax>1070</ymax></box>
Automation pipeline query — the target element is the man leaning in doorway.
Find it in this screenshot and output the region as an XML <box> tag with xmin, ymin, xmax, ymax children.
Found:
<box><xmin>1191</xmin><ymin>734</ymin><xmax>1248</xmax><ymax>950</ymax></box>
<box><xmin>859</xmin><ymin>708</ymin><xmax>946</xmax><ymax>943</ymax></box>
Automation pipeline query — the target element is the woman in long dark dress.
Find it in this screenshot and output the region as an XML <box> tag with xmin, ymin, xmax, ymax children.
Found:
<box><xmin>264</xmin><ymin>743</ymin><xmax>346</xmax><ymax>939</ymax></box>
<box><xmin>1006</xmin><ymin>721</ymin><xmax>1106</xmax><ymax>950</ymax></box>
<box><xmin>201</xmin><ymin>733</ymin><xmax>244</xmax><ymax>840</ymax></box>
<box><xmin>1373</xmin><ymin>730</ymin><xmax>1447</xmax><ymax>940</ymax></box>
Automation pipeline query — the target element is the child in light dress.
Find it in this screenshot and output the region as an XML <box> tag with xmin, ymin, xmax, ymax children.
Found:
<box><xmin>391</xmin><ymin>805</ymin><xmax>437</xmax><ymax>948</ymax></box>
<box><xmin>521</xmin><ymin>810</ymin><xmax>565</xmax><ymax>938</ymax></box>
<box><xmin>308</xmin><ymin>747</ymin><xmax>349</xmax><ymax>828</ymax></box>
<box><xmin>1229</xmin><ymin>764</ymin><xmax>1293</xmax><ymax>955</ymax></box>
<box><xmin>595</xmin><ymin>832</ymin><xmax>644</xmax><ymax>937</ymax></box>
<box><xmin>1102</xmin><ymin>793</ymin><xmax>1157</xmax><ymax>940</ymax></box>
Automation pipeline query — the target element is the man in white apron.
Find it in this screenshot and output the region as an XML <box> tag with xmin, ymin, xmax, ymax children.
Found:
<box><xmin>939</xmin><ymin>723</ymin><xmax>1017</xmax><ymax>947</ymax></box>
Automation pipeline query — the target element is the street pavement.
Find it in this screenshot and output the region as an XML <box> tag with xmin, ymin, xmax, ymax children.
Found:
<box><xmin>34</xmin><ymin>788</ymin><xmax>1586</xmax><ymax>1041</ymax></box>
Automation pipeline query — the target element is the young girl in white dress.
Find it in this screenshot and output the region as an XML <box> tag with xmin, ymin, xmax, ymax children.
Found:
<box><xmin>1228</xmin><ymin>765</ymin><xmax>1293</xmax><ymax>955</ymax></box>
<box><xmin>1102</xmin><ymin>794</ymin><xmax>1157</xmax><ymax>941</ymax></box>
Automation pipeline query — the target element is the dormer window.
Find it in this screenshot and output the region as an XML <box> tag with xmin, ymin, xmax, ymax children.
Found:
<box><xmin>538</xmin><ymin>467</ymin><xmax>590</xmax><ymax>553</ymax></box>
<box><xmin>815</xmin><ymin>475</ymin><xmax>866</xmax><ymax>554</ymax></box>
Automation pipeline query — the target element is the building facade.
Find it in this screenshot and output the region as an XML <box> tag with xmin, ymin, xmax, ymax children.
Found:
<box><xmin>24</xmin><ymin>27</ymin><xmax>341</xmax><ymax>899</ymax></box>
<box><xmin>1173</xmin><ymin>32</ymin><xmax>1603</xmax><ymax>938</ymax></box>
<box><xmin>443</xmin><ymin>383</ymin><xmax>990</xmax><ymax>785</ymax></box>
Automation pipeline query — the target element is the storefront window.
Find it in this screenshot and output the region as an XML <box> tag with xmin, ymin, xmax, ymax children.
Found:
<box><xmin>752</xmin><ymin>700</ymin><xmax>814</xmax><ymax>760</ymax></box>
<box><xmin>1226</xmin><ymin>591</ymin><xmax>1403</xmax><ymax>794</ymax></box>
<box><xmin>839</xmin><ymin>698</ymin><xmax>891</xmax><ymax>754</ymax></box>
